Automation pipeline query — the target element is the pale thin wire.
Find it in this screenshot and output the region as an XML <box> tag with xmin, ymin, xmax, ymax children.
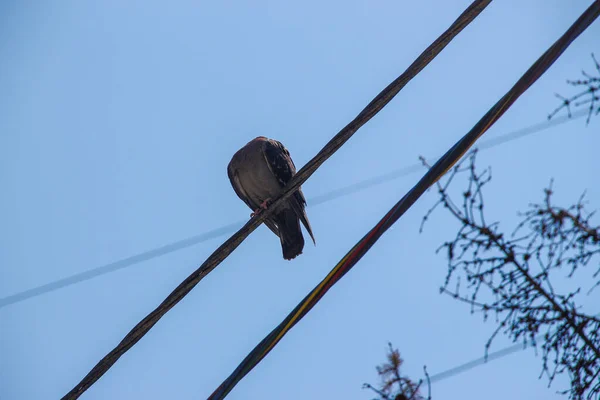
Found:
<box><xmin>0</xmin><ymin>110</ymin><xmax>587</xmax><ymax>310</ymax></box>
<box><xmin>429</xmin><ymin>312</ymin><xmax>600</xmax><ymax>384</ymax></box>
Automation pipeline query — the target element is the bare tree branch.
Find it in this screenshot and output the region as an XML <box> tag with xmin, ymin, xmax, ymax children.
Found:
<box><xmin>549</xmin><ymin>53</ymin><xmax>600</xmax><ymax>124</ymax></box>
<box><xmin>364</xmin><ymin>344</ymin><xmax>427</xmax><ymax>400</ymax></box>
<box><xmin>421</xmin><ymin>150</ymin><xmax>600</xmax><ymax>400</ymax></box>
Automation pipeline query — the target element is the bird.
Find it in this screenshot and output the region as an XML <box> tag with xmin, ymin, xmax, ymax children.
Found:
<box><xmin>227</xmin><ymin>136</ymin><xmax>315</xmax><ymax>260</ymax></box>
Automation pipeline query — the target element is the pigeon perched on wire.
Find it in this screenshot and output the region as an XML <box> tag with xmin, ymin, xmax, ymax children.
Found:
<box><xmin>227</xmin><ymin>136</ymin><xmax>315</xmax><ymax>260</ymax></box>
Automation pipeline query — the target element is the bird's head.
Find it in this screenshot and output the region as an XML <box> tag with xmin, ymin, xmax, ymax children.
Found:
<box><xmin>241</xmin><ymin>136</ymin><xmax>268</xmax><ymax>147</ymax></box>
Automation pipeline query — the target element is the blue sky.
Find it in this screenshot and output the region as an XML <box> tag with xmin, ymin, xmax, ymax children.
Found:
<box><xmin>1</xmin><ymin>1</ymin><xmax>599</xmax><ymax>399</ymax></box>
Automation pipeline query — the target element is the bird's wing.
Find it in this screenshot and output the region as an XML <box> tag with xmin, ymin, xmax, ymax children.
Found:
<box><xmin>262</xmin><ymin>139</ymin><xmax>315</xmax><ymax>244</ymax></box>
<box><xmin>262</xmin><ymin>139</ymin><xmax>295</xmax><ymax>187</ymax></box>
<box><xmin>227</xmin><ymin>160</ymin><xmax>281</xmax><ymax>237</ymax></box>
<box><xmin>227</xmin><ymin>163</ymin><xmax>257</xmax><ymax>210</ymax></box>
<box><xmin>263</xmin><ymin>219</ymin><xmax>281</xmax><ymax>237</ymax></box>
<box><xmin>291</xmin><ymin>187</ymin><xmax>315</xmax><ymax>244</ymax></box>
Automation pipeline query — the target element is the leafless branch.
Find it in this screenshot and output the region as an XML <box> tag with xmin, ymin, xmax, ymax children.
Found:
<box><xmin>421</xmin><ymin>150</ymin><xmax>600</xmax><ymax>400</ymax></box>
<box><xmin>364</xmin><ymin>344</ymin><xmax>427</xmax><ymax>400</ymax></box>
<box><xmin>422</xmin><ymin>366</ymin><xmax>432</xmax><ymax>400</ymax></box>
<box><xmin>549</xmin><ymin>53</ymin><xmax>600</xmax><ymax>124</ymax></box>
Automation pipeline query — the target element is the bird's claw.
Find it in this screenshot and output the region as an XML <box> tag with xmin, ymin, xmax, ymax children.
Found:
<box><xmin>250</xmin><ymin>198</ymin><xmax>272</xmax><ymax>217</ymax></box>
<box><xmin>259</xmin><ymin>198</ymin><xmax>272</xmax><ymax>209</ymax></box>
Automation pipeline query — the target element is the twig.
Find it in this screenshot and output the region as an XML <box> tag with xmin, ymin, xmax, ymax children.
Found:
<box><xmin>423</xmin><ymin>366</ymin><xmax>432</xmax><ymax>400</ymax></box>
<box><xmin>421</xmin><ymin>150</ymin><xmax>600</xmax><ymax>399</ymax></box>
<box><xmin>548</xmin><ymin>53</ymin><xmax>600</xmax><ymax>124</ymax></box>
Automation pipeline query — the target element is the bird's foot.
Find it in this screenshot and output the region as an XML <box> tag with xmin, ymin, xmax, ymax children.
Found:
<box><xmin>259</xmin><ymin>198</ymin><xmax>272</xmax><ymax>209</ymax></box>
<box><xmin>250</xmin><ymin>198</ymin><xmax>272</xmax><ymax>217</ymax></box>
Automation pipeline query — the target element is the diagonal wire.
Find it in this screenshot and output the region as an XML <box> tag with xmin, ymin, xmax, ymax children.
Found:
<box><xmin>0</xmin><ymin>222</ymin><xmax>240</xmax><ymax>309</ymax></box>
<box><xmin>428</xmin><ymin>312</ymin><xmax>600</xmax><ymax>384</ymax></box>
<box><xmin>0</xmin><ymin>108</ymin><xmax>587</xmax><ymax>310</ymax></box>
<box><xmin>207</xmin><ymin>4</ymin><xmax>600</xmax><ymax>399</ymax></box>
<box><xmin>310</xmin><ymin>108</ymin><xmax>588</xmax><ymax>203</ymax></box>
<box><xmin>429</xmin><ymin>341</ymin><xmax>538</xmax><ymax>383</ymax></box>
<box><xmin>60</xmin><ymin>1</ymin><xmax>492</xmax><ymax>398</ymax></box>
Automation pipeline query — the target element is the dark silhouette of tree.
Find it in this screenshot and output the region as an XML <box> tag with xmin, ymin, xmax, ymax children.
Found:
<box><xmin>417</xmin><ymin>150</ymin><xmax>600</xmax><ymax>400</ymax></box>
<box><xmin>549</xmin><ymin>53</ymin><xmax>599</xmax><ymax>124</ymax></box>
<box><xmin>363</xmin><ymin>343</ymin><xmax>430</xmax><ymax>400</ymax></box>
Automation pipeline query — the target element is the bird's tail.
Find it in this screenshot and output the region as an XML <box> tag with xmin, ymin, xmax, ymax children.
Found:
<box><xmin>276</xmin><ymin>209</ymin><xmax>305</xmax><ymax>260</ymax></box>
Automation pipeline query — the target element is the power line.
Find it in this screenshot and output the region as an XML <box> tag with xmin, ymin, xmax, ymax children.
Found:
<box><xmin>0</xmin><ymin>111</ymin><xmax>587</xmax><ymax>310</ymax></box>
<box><xmin>206</xmin><ymin>5</ymin><xmax>600</xmax><ymax>395</ymax></box>
<box><xmin>428</xmin><ymin>312</ymin><xmax>600</xmax><ymax>384</ymax></box>
<box><xmin>63</xmin><ymin>5</ymin><xmax>495</xmax><ymax>396</ymax></box>
<box><xmin>429</xmin><ymin>341</ymin><xmax>530</xmax><ymax>383</ymax></box>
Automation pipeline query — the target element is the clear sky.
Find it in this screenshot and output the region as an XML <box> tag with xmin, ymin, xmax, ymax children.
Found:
<box><xmin>1</xmin><ymin>1</ymin><xmax>599</xmax><ymax>399</ymax></box>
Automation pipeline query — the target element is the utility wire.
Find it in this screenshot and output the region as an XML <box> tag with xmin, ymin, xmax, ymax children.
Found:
<box><xmin>0</xmin><ymin>110</ymin><xmax>587</xmax><ymax>310</ymax></box>
<box><xmin>430</xmin><ymin>341</ymin><xmax>536</xmax><ymax>383</ymax></box>
<box><xmin>207</xmin><ymin>4</ymin><xmax>600</xmax><ymax>397</ymax></box>
<box><xmin>311</xmin><ymin>108</ymin><xmax>587</xmax><ymax>205</ymax></box>
<box><xmin>61</xmin><ymin>2</ymin><xmax>490</xmax><ymax>397</ymax></box>
<box><xmin>428</xmin><ymin>312</ymin><xmax>600</xmax><ymax>384</ymax></box>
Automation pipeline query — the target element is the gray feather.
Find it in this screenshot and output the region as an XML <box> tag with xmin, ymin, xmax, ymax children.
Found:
<box><xmin>227</xmin><ymin>136</ymin><xmax>316</xmax><ymax>260</ymax></box>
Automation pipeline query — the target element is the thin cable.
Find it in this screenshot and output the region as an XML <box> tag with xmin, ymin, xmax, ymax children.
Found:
<box><xmin>428</xmin><ymin>312</ymin><xmax>600</xmax><ymax>384</ymax></box>
<box><xmin>429</xmin><ymin>342</ymin><xmax>531</xmax><ymax>383</ymax></box>
<box><xmin>60</xmin><ymin>1</ymin><xmax>491</xmax><ymax>397</ymax></box>
<box><xmin>207</xmin><ymin>4</ymin><xmax>600</xmax><ymax>398</ymax></box>
<box><xmin>312</xmin><ymin>108</ymin><xmax>587</xmax><ymax>205</ymax></box>
<box><xmin>0</xmin><ymin>110</ymin><xmax>587</xmax><ymax>310</ymax></box>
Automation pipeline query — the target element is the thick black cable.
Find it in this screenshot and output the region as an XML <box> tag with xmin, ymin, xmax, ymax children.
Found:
<box><xmin>0</xmin><ymin>110</ymin><xmax>587</xmax><ymax>310</ymax></box>
<box><xmin>207</xmin><ymin>3</ymin><xmax>600</xmax><ymax>398</ymax></box>
<box><xmin>60</xmin><ymin>1</ymin><xmax>492</xmax><ymax>398</ymax></box>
